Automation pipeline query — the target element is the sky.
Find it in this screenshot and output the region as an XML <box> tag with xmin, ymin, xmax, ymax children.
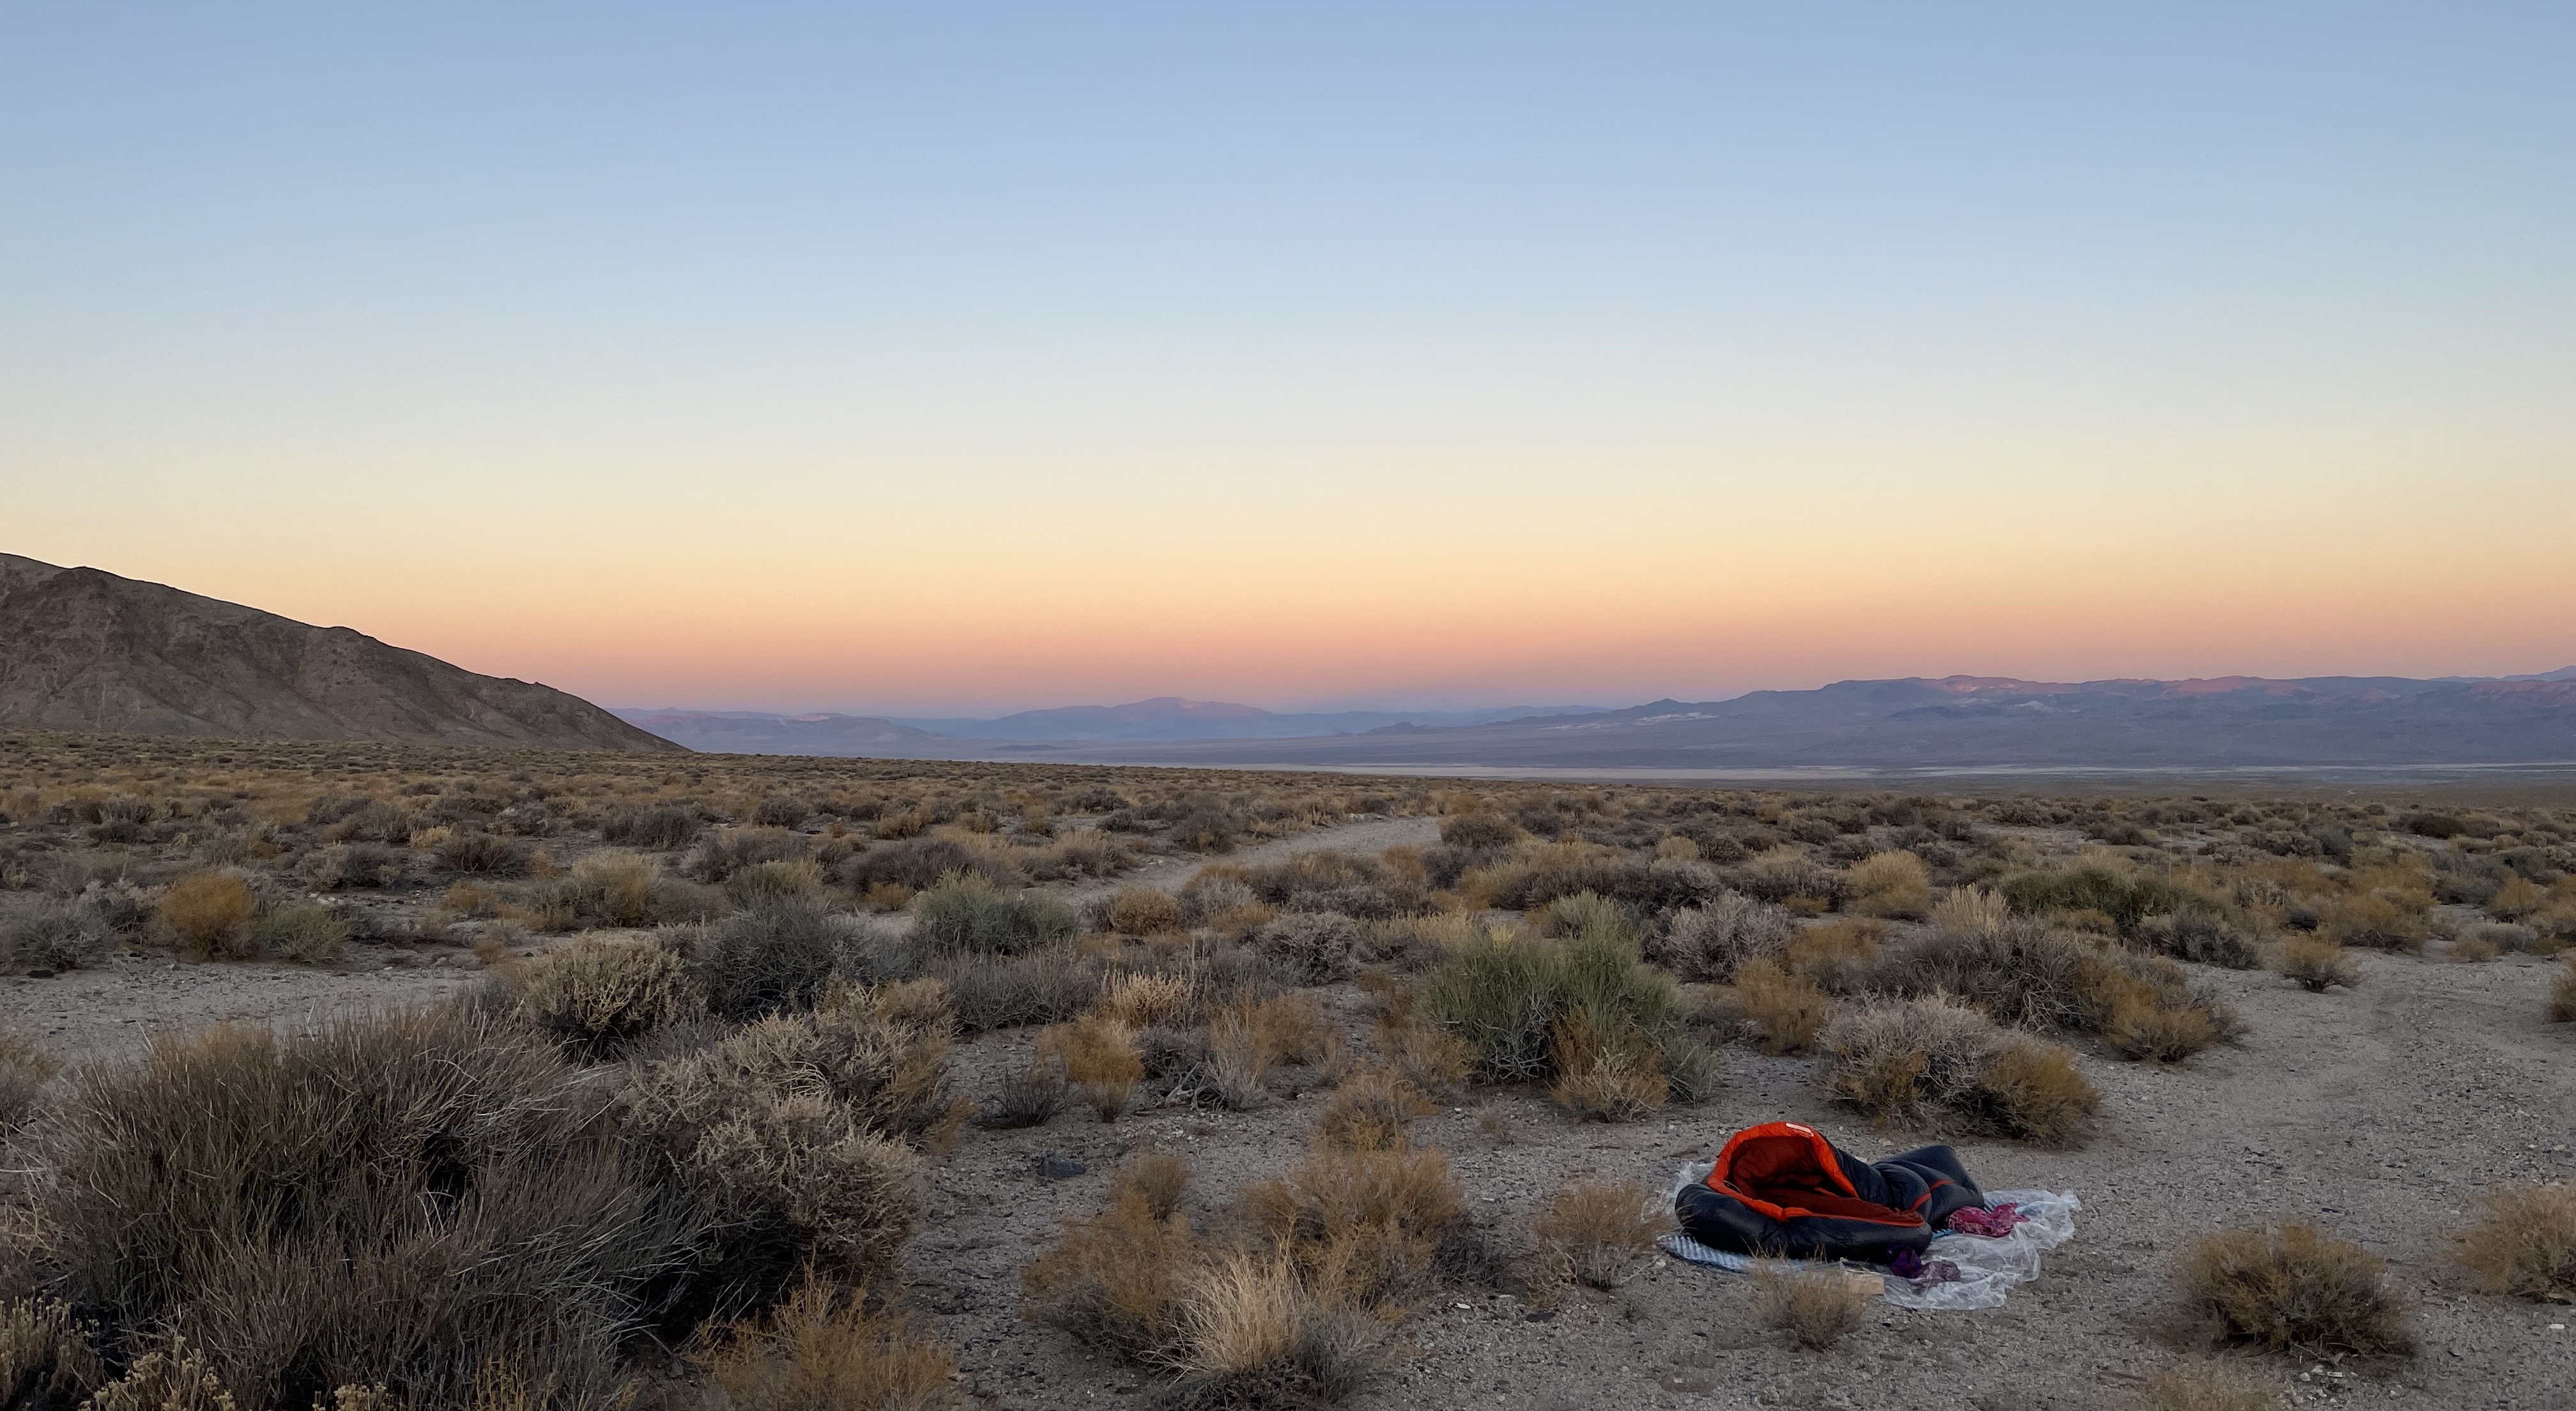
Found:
<box><xmin>5</xmin><ymin>4</ymin><xmax>2573</xmax><ymax>715</ymax></box>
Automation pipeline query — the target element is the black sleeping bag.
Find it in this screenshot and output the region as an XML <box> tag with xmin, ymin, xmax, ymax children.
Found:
<box><xmin>1672</xmin><ymin>1121</ymin><xmax>1987</xmax><ymax>1263</ymax></box>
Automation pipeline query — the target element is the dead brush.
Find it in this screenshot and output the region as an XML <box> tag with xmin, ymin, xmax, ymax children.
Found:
<box><xmin>1817</xmin><ymin>994</ymin><xmax>2098</xmax><ymax>1145</ymax></box>
<box><xmin>1239</xmin><ymin>1142</ymin><xmax>1467</xmax><ymax>1308</ymax></box>
<box><xmin>2453</xmin><ymin>1184</ymin><xmax>2576</xmax><ymax>1302</ymax></box>
<box><xmin>701</xmin><ymin>1275</ymin><xmax>958</xmax><ymax>1411</ymax></box>
<box><xmin>0</xmin><ymin>1295</ymin><xmax>105</xmax><ymax>1402</ymax></box>
<box><xmin>1531</xmin><ymin>1178</ymin><xmax>1665</xmax><ymax>1289</ymax></box>
<box><xmin>2094</xmin><ymin>970</ymin><xmax>2220</xmax><ymax>1063</ymax></box>
<box><xmin>1101</xmin><ymin>887</ymin><xmax>1184</xmax><ymax>936</ymax></box>
<box><xmin>1041</xmin><ymin>1014</ymin><xmax>1145</xmax><ymax>1121</ymax></box>
<box><xmin>1846</xmin><ymin>850</ymin><xmax>1932</xmax><ymax>919</ymax></box>
<box><xmin>2174</xmin><ymin>1221</ymin><xmax>2416</xmax><ymax>1357</ymax></box>
<box><xmin>1021</xmin><ymin>1157</ymin><xmax>1201</xmax><ymax>1355</ymax></box>
<box><xmin>1751</xmin><ymin>1264</ymin><xmax>1873</xmax><ymax>1350</ymax></box>
<box><xmin>1728</xmin><ymin>959</ymin><xmax>1829</xmax><ymax>1055</ymax></box>
<box><xmin>1</xmin><ymin>1028</ymin><xmax>59</xmax><ymax>1138</ymax></box>
<box><xmin>1312</xmin><ymin>1067</ymin><xmax>1436</xmax><ymax>1152</ymax></box>
<box><xmin>979</xmin><ymin>1053</ymin><xmax>1070</xmax><ymax>1129</ymax></box>
<box><xmin>1546</xmin><ymin>1011</ymin><xmax>1669</xmax><ymax>1122</ymax></box>
<box><xmin>1205</xmin><ymin>994</ymin><xmax>1326</xmax><ymax>1111</ymax></box>
<box><xmin>516</xmin><ymin>933</ymin><xmax>702</xmax><ymax>1058</ymax></box>
<box><xmin>1094</xmin><ymin>970</ymin><xmax>1197</xmax><ymax>1030</ymax></box>
<box><xmin>2276</xmin><ymin>934</ymin><xmax>2359</xmax><ymax>993</ymax></box>
<box><xmin>157</xmin><ymin>871</ymin><xmax>257</xmax><ymax>959</ymax></box>
<box><xmin>1779</xmin><ymin>917</ymin><xmax>1885</xmax><ymax>993</ymax></box>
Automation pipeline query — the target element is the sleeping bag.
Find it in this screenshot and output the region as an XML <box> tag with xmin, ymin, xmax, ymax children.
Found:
<box><xmin>1673</xmin><ymin>1121</ymin><xmax>1987</xmax><ymax>1263</ymax></box>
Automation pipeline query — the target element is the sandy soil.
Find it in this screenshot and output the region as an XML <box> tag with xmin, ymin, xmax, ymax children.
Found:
<box><xmin>7</xmin><ymin>815</ymin><xmax>2573</xmax><ymax>1409</ymax></box>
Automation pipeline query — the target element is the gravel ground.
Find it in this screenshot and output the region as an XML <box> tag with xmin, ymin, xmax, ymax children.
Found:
<box><xmin>7</xmin><ymin>816</ymin><xmax>2571</xmax><ymax>1410</ymax></box>
<box><xmin>913</xmin><ymin>946</ymin><xmax>2575</xmax><ymax>1411</ymax></box>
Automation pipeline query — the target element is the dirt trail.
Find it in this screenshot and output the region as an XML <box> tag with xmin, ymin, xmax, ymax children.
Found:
<box><xmin>1055</xmin><ymin>813</ymin><xmax>1443</xmax><ymax>906</ymax></box>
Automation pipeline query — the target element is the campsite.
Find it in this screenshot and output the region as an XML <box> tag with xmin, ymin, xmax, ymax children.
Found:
<box><xmin>3</xmin><ymin>734</ymin><xmax>2571</xmax><ymax>1408</ymax></box>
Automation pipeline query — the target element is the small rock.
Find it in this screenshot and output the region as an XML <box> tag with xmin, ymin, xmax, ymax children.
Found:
<box><xmin>1034</xmin><ymin>1153</ymin><xmax>1085</xmax><ymax>1180</ymax></box>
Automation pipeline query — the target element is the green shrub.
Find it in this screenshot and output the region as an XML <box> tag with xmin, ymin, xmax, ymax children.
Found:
<box><xmin>2000</xmin><ymin>866</ymin><xmax>2182</xmax><ymax>933</ymax></box>
<box><xmin>910</xmin><ymin>873</ymin><xmax>1077</xmax><ymax>958</ymax></box>
<box><xmin>1421</xmin><ymin>914</ymin><xmax>1714</xmax><ymax>1111</ymax></box>
<box><xmin>0</xmin><ymin>896</ymin><xmax>116</xmax><ymax>973</ymax></box>
<box><xmin>700</xmin><ymin>899</ymin><xmax>861</xmax><ymax>1019</ymax></box>
<box><xmin>254</xmin><ymin>902</ymin><xmax>353</xmax><ymax>966</ymax></box>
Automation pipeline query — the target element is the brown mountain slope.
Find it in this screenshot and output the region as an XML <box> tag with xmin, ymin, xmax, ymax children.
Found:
<box><xmin>0</xmin><ymin>554</ymin><xmax>681</xmax><ymax>751</ymax></box>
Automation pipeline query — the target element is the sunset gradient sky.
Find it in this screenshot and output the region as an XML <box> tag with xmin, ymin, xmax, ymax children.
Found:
<box><xmin>6</xmin><ymin>4</ymin><xmax>2572</xmax><ymax>713</ymax></box>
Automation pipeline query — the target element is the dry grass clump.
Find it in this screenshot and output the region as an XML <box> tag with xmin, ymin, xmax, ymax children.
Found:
<box><xmin>1040</xmin><ymin>1014</ymin><xmax>1145</xmax><ymax>1120</ymax></box>
<box><xmin>2275</xmin><ymin>934</ymin><xmax>2359</xmax><ymax>993</ymax></box>
<box><xmin>1846</xmin><ymin>850</ymin><xmax>1932</xmax><ymax>919</ymax></box>
<box><xmin>1777</xmin><ymin>917</ymin><xmax>1884</xmax><ymax>992</ymax></box>
<box><xmin>2319</xmin><ymin>894</ymin><xmax>2429</xmax><ymax>953</ymax></box>
<box><xmin>1531</xmin><ymin>1178</ymin><xmax>1664</xmax><ymax>1289</ymax></box>
<box><xmin>2174</xmin><ymin>1222</ymin><xmax>2415</xmax><ymax>1357</ymax></box>
<box><xmin>2453</xmin><ymin>1184</ymin><xmax>2576</xmax><ymax>1302</ymax></box>
<box><xmin>158</xmin><ymin>871</ymin><xmax>257</xmax><ymax>959</ymax></box>
<box><xmin>1239</xmin><ymin>1141</ymin><xmax>1466</xmax><ymax>1308</ymax></box>
<box><xmin>1102</xmin><ymin>886</ymin><xmax>1184</xmax><ymax>936</ymax></box>
<box><xmin>2128</xmin><ymin>1361</ymin><xmax>2285</xmax><ymax>1411</ymax></box>
<box><xmin>518</xmin><ymin>933</ymin><xmax>703</xmax><ymax>1056</ymax></box>
<box><xmin>1202</xmin><ymin>994</ymin><xmax>1327</xmax><ymax>1111</ymax></box>
<box><xmin>0</xmin><ymin>1296</ymin><xmax>105</xmax><ymax>1401</ymax></box>
<box><xmin>1751</xmin><ymin>1265</ymin><xmax>1873</xmax><ymax>1350</ymax></box>
<box><xmin>1367</xmin><ymin>989</ymin><xmax>1474</xmax><ymax>1100</ymax></box>
<box><xmin>1159</xmin><ymin>1251</ymin><xmax>1372</xmax><ymax>1411</ymax></box>
<box><xmin>1094</xmin><ymin>970</ymin><xmax>1197</xmax><ymax>1029</ymax></box>
<box><xmin>1651</xmin><ymin>892</ymin><xmax>1792</xmax><ymax>981</ymax></box>
<box><xmin>1311</xmin><ymin>1067</ymin><xmax>1436</xmax><ymax>1152</ymax></box>
<box><xmin>0</xmin><ymin>1028</ymin><xmax>61</xmax><ymax>1138</ymax></box>
<box><xmin>2550</xmin><ymin>956</ymin><xmax>2576</xmax><ymax>1023</ymax></box>
<box><xmin>1818</xmin><ymin>994</ymin><xmax>2098</xmax><ymax>1145</ymax></box>
<box><xmin>700</xmin><ymin>1276</ymin><xmax>958</xmax><ymax>1411</ymax></box>
<box><xmin>1724</xmin><ymin>959</ymin><xmax>1829</xmax><ymax>1055</ymax></box>
<box><xmin>1020</xmin><ymin>1155</ymin><xmax>1202</xmax><ymax>1355</ymax></box>
<box><xmin>45</xmin><ymin>1009</ymin><xmax>689</xmax><ymax>1406</ymax></box>
<box><xmin>1253</xmin><ymin>911</ymin><xmax>1362</xmax><ymax>985</ymax></box>
<box><xmin>1929</xmin><ymin>886</ymin><xmax>2008</xmax><ymax>938</ymax></box>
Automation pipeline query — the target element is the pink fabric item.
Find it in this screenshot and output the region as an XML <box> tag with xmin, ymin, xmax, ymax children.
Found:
<box><xmin>1947</xmin><ymin>1202</ymin><xmax>2027</xmax><ymax>1238</ymax></box>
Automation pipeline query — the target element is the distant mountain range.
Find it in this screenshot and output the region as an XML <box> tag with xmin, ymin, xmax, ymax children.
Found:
<box><xmin>1045</xmin><ymin>674</ymin><xmax>2576</xmax><ymax>771</ymax></box>
<box><xmin>618</xmin><ymin>675</ymin><xmax>2576</xmax><ymax>772</ymax></box>
<box><xmin>0</xmin><ymin>554</ymin><xmax>678</xmax><ymax>751</ymax></box>
<box><xmin>614</xmin><ymin>697</ymin><xmax>1604</xmax><ymax>752</ymax></box>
